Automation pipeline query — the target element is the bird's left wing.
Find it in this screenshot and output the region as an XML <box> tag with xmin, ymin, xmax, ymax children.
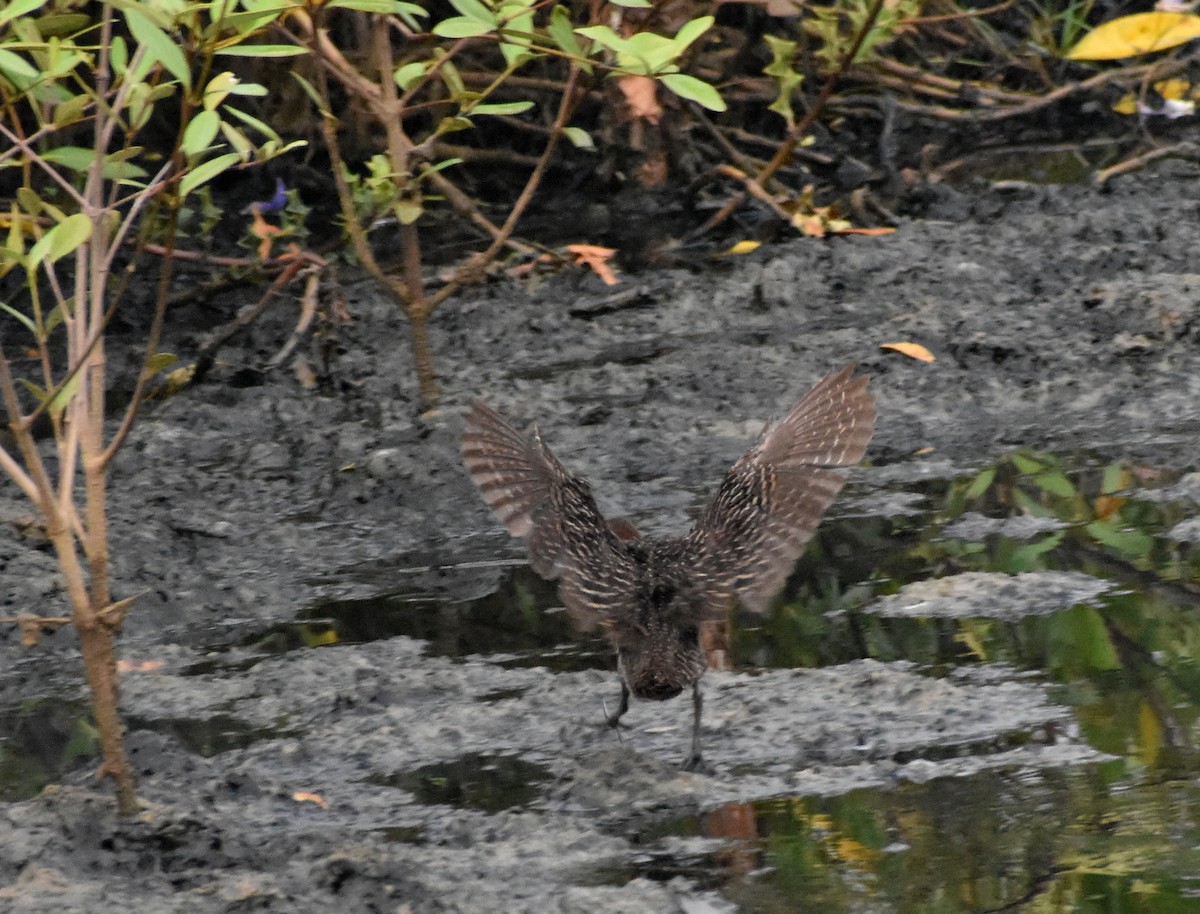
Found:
<box><xmin>461</xmin><ymin>400</ymin><xmax>639</xmax><ymax>626</ymax></box>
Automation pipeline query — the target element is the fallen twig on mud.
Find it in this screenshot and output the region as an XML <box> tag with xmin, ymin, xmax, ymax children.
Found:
<box><xmin>192</xmin><ymin>249</ymin><xmax>327</xmax><ymax>384</ymax></box>
<box><xmin>1093</xmin><ymin>140</ymin><xmax>1200</xmax><ymax>186</ymax></box>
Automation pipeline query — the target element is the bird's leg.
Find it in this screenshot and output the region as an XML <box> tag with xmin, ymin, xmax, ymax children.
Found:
<box><xmin>681</xmin><ymin>680</ymin><xmax>710</xmax><ymax>772</ymax></box>
<box><xmin>605</xmin><ymin>681</ymin><xmax>630</xmax><ymax>728</ymax></box>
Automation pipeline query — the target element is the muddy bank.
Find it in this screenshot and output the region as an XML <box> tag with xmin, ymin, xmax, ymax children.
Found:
<box><xmin>1</xmin><ymin>165</ymin><xmax>1199</xmax><ymax>912</ymax></box>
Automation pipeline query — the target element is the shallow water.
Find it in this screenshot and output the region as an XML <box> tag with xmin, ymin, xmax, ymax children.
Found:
<box><xmin>2</xmin><ymin>450</ymin><xmax>1198</xmax><ymax>912</ymax></box>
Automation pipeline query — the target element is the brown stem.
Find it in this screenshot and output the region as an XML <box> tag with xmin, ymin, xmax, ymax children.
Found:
<box><xmin>399</xmin><ymin>220</ymin><xmax>438</xmax><ymax>409</ymax></box>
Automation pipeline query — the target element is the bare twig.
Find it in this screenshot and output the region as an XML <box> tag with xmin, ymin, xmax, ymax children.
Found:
<box><xmin>1094</xmin><ymin>141</ymin><xmax>1200</xmax><ymax>186</ymax></box>
<box><xmin>684</xmin><ymin>0</ymin><xmax>889</xmax><ymax>241</ymax></box>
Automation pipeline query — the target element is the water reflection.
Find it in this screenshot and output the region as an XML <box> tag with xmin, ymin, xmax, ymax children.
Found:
<box><xmin>653</xmin><ymin>452</ymin><xmax>1200</xmax><ymax>911</ymax></box>
<box><xmin>633</xmin><ymin>761</ymin><xmax>1200</xmax><ymax>914</ymax></box>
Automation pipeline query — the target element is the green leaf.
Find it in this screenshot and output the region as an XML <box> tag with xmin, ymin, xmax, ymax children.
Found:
<box><xmin>182</xmin><ymin>109</ymin><xmax>221</xmax><ymax>157</ymax></box>
<box><xmin>471</xmin><ymin>100</ymin><xmax>534</xmax><ymax>115</ymax></box>
<box><xmin>52</xmin><ymin>93</ymin><xmax>90</xmax><ymax>127</ymax></box>
<box><xmin>0</xmin><ymin>48</ymin><xmax>39</xmax><ymax>82</ymax></box>
<box><xmin>179</xmin><ymin>152</ymin><xmax>240</xmax><ymax>199</ymax></box>
<box><xmin>763</xmin><ymin>34</ymin><xmax>803</xmax><ymax>125</ymax></box>
<box><xmin>436</xmin><ymin>115</ymin><xmax>474</xmax><ymax>133</ymax></box>
<box><xmin>549</xmin><ymin>5</ymin><xmax>590</xmax><ymax>69</ymax></box>
<box><xmin>144</xmin><ymin>352</ymin><xmax>179</xmax><ymax>375</ymax></box>
<box><xmin>658</xmin><ymin>73</ymin><xmax>725</xmax><ymax>110</ymax></box>
<box><xmin>575</xmin><ymin>24</ymin><xmax>631</xmax><ymax>57</ymax></box>
<box><xmin>124</xmin><ymin>8</ymin><xmax>191</xmax><ymax>89</ymax></box>
<box><xmin>1011</xmin><ymin>453</ymin><xmax>1046</xmax><ymax>475</ymax></box>
<box><xmin>46</xmin><ymin>371</ymin><xmax>81</xmax><ymax>421</ymax></box>
<box><xmin>393</xmin><ymin>200</ymin><xmax>423</xmax><ymax>224</ymax></box>
<box><xmin>394</xmin><ymin>61</ymin><xmax>427</xmax><ymax>92</ymax></box>
<box><xmin>290</xmin><ymin>71</ymin><xmax>328</xmax><ymax>114</ymax></box>
<box><xmin>964</xmin><ymin>466</ymin><xmax>996</xmax><ymax>501</ymax></box>
<box><xmin>110</xmin><ymin>35</ymin><xmax>128</xmax><ymax>75</ymax></box>
<box><xmin>673</xmin><ymin>15</ymin><xmax>714</xmax><ymax>52</ymax></box>
<box><xmin>0</xmin><ymin>302</ymin><xmax>38</xmax><ymax>338</ymax></box>
<box><xmin>449</xmin><ymin>0</ymin><xmax>494</xmax><ymax>20</ymax></box>
<box><xmin>1086</xmin><ymin>520</ymin><xmax>1153</xmax><ymax>561</ymax></box>
<box><xmin>1100</xmin><ymin>462</ymin><xmax>1127</xmax><ymax>495</ymax></box>
<box><xmin>1033</xmin><ymin>471</ymin><xmax>1077</xmax><ymax>499</ymax></box>
<box><xmin>42</xmin><ymin>146</ymin><xmax>96</xmax><ymax>172</ymax></box>
<box><xmin>215</xmin><ymin>44</ymin><xmax>309</xmax><ymax>57</ymax></box>
<box><xmin>31</xmin><ymin>11</ymin><xmax>91</xmax><ymax>38</ymax></box>
<box><xmin>609</xmin><ymin>0</ymin><xmax>652</xmax><ymax>6</ymax></box>
<box><xmin>219</xmin><ymin>121</ymin><xmax>254</xmax><ymax>160</ymax></box>
<box><xmin>43</xmin><ymin>299</ymin><xmax>68</xmax><ymax>335</ymax></box>
<box><xmin>223</xmin><ymin>105</ymin><xmax>281</xmax><ymax>141</ymax></box>
<box><xmin>436</xmin><ymin>53</ymin><xmax>465</xmax><ymax>95</ymax></box>
<box><xmin>1004</xmin><ymin>531</ymin><xmax>1063</xmax><ymax>572</ymax></box>
<box><xmin>432</xmin><ymin>16</ymin><xmax>496</xmax><ymax>37</ymax></box>
<box><xmin>0</xmin><ymin>0</ymin><xmax>50</xmax><ymax>29</ymax></box>
<box><xmin>1063</xmin><ymin>605</ymin><xmax>1120</xmax><ymax>671</ymax></box>
<box><xmin>28</xmin><ymin>213</ymin><xmax>92</xmax><ymax>268</ymax></box>
<box><xmin>47</xmin><ymin>213</ymin><xmax>92</xmax><ymax>261</ymax></box>
<box><xmin>562</xmin><ymin>126</ymin><xmax>594</xmax><ymax>149</ymax></box>
<box><xmin>325</xmin><ymin>0</ymin><xmax>413</xmax><ymax>10</ymax></box>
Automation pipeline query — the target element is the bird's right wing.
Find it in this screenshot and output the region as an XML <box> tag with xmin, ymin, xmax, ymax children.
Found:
<box><xmin>461</xmin><ymin>401</ymin><xmax>639</xmax><ymax>626</ymax></box>
<box><xmin>694</xmin><ymin>364</ymin><xmax>876</xmax><ymax>612</ymax></box>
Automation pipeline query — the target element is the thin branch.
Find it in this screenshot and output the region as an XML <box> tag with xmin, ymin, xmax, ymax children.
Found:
<box><xmin>684</xmin><ymin>0</ymin><xmax>889</xmax><ymax>241</ymax></box>
<box><xmin>427</xmin><ymin>64</ymin><xmax>583</xmax><ymax>312</ymax></box>
<box><xmin>0</xmin><ymin>441</ymin><xmax>39</xmax><ymax>504</ymax></box>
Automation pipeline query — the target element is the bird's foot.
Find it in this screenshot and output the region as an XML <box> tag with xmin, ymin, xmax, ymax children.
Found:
<box><xmin>681</xmin><ymin>751</ymin><xmax>712</xmax><ymax>775</ymax></box>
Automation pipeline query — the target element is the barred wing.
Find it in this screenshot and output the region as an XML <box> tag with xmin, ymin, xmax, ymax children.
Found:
<box><xmin>695</xmin><ymin>364</ymin><xmax>876</xmax><ymax>612</ymax></box>
<box><xmin>461</xmin><ymin>401</ymin><xmax>637</xmax><ymax>623</ymax></box>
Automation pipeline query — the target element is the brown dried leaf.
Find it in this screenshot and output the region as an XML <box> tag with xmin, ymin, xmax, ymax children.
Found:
<box><xmin>117</xmin><ymin>658</ymin><xmax>165</xmax><ymax>673</ymax></box>
<box><xmin>617</xmin><ymin>75</ymin><xmax>662</xmax><ymax>124</ymax></box>
<box><xmin>19</xmin><ymin>617</ymin><xmax>41</xmax><ymax>649</ymax></box>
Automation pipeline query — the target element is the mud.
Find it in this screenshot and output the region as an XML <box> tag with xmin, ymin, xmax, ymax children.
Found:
<box><xmin>2</xmin><ymin>164</ymin><xmax>1199</xmax><ymax>912</ymax></box>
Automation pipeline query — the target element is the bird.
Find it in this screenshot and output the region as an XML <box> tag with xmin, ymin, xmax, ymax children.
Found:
<box><xmin>460</xmin><ymin>364</ymin><xmax>876</xmax><ymax>771</ymax></box>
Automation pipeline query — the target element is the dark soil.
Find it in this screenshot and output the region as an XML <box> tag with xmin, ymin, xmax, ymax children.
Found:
<box><xmin>2</xmin><ymin>162</ymin><xmax>1199</xmax><ymax>913</ymax></box>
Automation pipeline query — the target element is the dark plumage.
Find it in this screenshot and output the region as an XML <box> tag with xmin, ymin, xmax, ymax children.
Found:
<box><xmin>461</xmin><ymin>364</ymin><xmax>876</xmax><ymax>770</ymax></box>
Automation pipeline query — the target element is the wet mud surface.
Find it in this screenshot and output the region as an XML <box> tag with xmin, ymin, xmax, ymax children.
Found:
<box><xmin>2</xmin><ymin>165</ymin><xmax>1200</xmax><ymax>912</ymax></box>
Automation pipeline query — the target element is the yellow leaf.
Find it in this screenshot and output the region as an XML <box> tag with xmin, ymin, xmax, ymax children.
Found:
<box><xmin>1157</xmin><ymin>78</ymin><xmax>1191</xmax><ymax>99</ymax></box>
<box><xmin>722</xmin><ymin>240</ymin><xmax>762</xmax><ymax>256</ymax></box>
<box><xmin>1112</xmin><ymin>92</ymin><xmax>1137</xmax><ymax>114</ymax></box>
<box><xmin>1066</xmin><ymin>12</ymin><xmax>1200</xmax><ymax>60</ymax></box>
<box><xmin>292</xmin><ymin>791</ymin><xmax>329</xmax><ymax>808</ymax></box>
<box><xmin>881</xmin><ymin>341</ymin><xmax>935</xmax><ymax>362</ymax></box>
<box><xmin>1138</xmin><ymin>699</ymin><xmax>1163</xmax><ymax>767</ymax></box>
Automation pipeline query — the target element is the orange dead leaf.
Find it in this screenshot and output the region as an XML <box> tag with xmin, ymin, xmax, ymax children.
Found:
<box><xmin>249</xmin><ymin>209</ymin><xmax>284</xmax><ymax>260</ymax></box>
<box><xmin>292</xmin><ymin>791</ymin><xmax>329</xmax><ymax>809</ymax></box>
<box><xmin>617</xmin><ymin>75</ymin><xmax>662</xmax><ymax>123</ymax></box>
<box><xmin>566</xmin><ymin>244</ymin><xmax>620</xmax><ymax>285</ymax></box>
<box><xmin>881</xmin><ymin>341</ymin><xmax>935</xmax><ymax>362</ymax></box>
<box><xmin>913</xmin><ymin>446</ymin><xmax>937</xmax><ymax>456</ymax></box>
<box><xmin>117</xmin><ymin>658</ymin><xmax>165</xmax><ymax>673</ymax></box>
